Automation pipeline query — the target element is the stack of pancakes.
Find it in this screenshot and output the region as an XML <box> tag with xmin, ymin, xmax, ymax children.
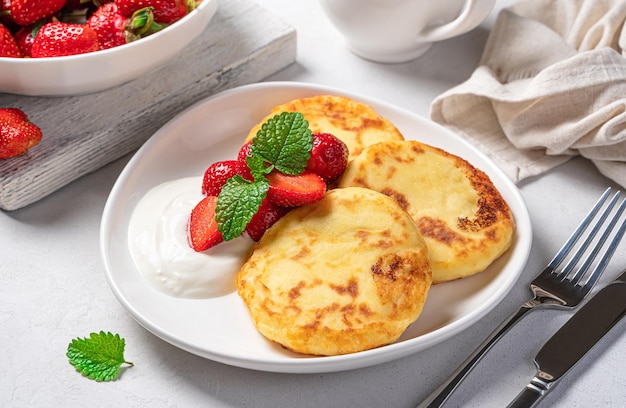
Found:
<box><xmin>236</xmin><ymin>95</ymin><xmax>515</xmax><ymax>356</ymax></box>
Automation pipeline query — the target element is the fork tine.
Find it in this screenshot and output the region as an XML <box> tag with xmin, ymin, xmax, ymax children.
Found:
<box><xmin>579</xmin><ymin>198</ymin><xmax>626</xmax><ymax>290</ymax></box>
<box><xmin>561</xmin><ymin>190</ymin><xmax>623</xmax><ymax>283</ymax></box>
<box><xmin>546</xmin><ymin>187</ymin><xmax>612</xmax><ymax>272</ymax></box>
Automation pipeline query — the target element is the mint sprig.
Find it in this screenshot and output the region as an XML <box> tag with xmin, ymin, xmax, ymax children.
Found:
<box><xmin>67</xmin><ymin>331</ymin><xmax>133</xmax><ymax>382</ymax></box>
<box><xmin>216</xmin><ymin>175</ymin><xmax>269</xmax><ymax>241</ymax></box>
<box><xmin>216</xmin><ymin>112</ymin><xmax>312</xmax><ymax>240</ymax></box>
<box><xmin>250</xmin><ymin>111</ymin><xmax>312</xmax><ymax>175</ymax></box>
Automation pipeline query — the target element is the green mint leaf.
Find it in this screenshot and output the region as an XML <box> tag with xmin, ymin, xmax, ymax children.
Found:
<box><xmin>67</xmin><ymin>331</ymin><xmax>133</xmax><ymax>382</ymax></box>
<box><xmin>250</xmin><ymin>112</ymin><xmax>312</xmax><ymax>175</ymax></box>
<box><xmin>246</xmin><ymin>155</ymin><xmax>274</xmax><ymax>180</ymax></box>
<box><xmin>216</xmin><ymin>175</ymin><xmax>269</xmax><ymax>240</ymax></box>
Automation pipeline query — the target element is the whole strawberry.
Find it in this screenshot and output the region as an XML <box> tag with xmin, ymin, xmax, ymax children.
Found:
<box><xmin>305</xmin><ymin>133</ymin><xmax>349</xmax><ymax>182</ymax></box>
<box><xmin>31</xmin><ymin>22</ymin><xmax>100</xmax><ymax>57</ymax></box>
<box><xmin>201</xmin><ymin>160</ymin><xmax>240</xmax><ymax>196</ymax></box>
<box><xmin>236</xmin><ymin>140</ymin><xmax>254</xmax><ymax>181</ymax></box>
<box><xmin>13</xmin><ymin>24</ymin><xmax>38</xmax><ymax>57</ymax></box>
<box><xmin>1</xmin><ymin>0</ymin><xmax>19</xmax><ymax>32</ymax></box>
<box><xmin>116</xmin><ymin>0</ymin><xmax>188</xmax><ymax>24</ymax></box>
<box><xmin>244</xmin><ymin>197</ymin><xmax>289</xmax><ymax>241</ymax></box>
<box><xmin>0</xmin><ymin>108</ymin><xmax>43</xmax><ymax>159</ymax></box>
<box><xmin>10</xmin><ymin>0</ymin><xmax>66</xmax><ymax>26</ymax></box>
<box><xmin>87</xmin><ymin>3</ymin><xmax>154</xmax><ymax>50</ymax></box>
<box><xmin>0</xmin><ymin>23</ymin><xmax>21</xmax><ymax>57</ymax></box>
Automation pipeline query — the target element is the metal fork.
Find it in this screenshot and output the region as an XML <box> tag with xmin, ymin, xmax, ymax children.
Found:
<box><xmin>417</xmin><ymin>187</ymin><xmax>626</xmax><ymax>408</ymax></box>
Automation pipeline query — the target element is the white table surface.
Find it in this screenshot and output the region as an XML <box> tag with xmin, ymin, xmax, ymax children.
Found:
<box><xmin>2</xmin><ymin>1</ymin><xmax>625</xmax><ymax>407</ymax></box>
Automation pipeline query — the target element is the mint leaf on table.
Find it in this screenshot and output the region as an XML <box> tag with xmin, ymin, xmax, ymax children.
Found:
<box><xmin>67</xmin><ymin>331</ymin><xmax>133</xmax><ymax>382</ymax></box>
<box><xmin>216</xmin><ymin>175</ymin><xmax>270</xmax><ymax>241</ymax></box>
<box><xmin>250</xmin><ymin>111</ymin><xmax>312</xmax><ymax>175</ymax></box>
<box><xmin>215</xmin><ymin>112</ymin><xmax>312</xmax><ymax>241</ymax></box>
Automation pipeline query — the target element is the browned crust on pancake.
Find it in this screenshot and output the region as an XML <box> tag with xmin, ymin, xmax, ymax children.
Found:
<box><xmin>245</xmin><ymin>95</ymin><xmax>404</xmax><ymax>159</ymax></box>
<box><xmin>338</xmin><ymin>140</ymin><xmax>514</xmax><ymax>284</ymax></box>
<box><xmin>237</xmin><ymin>187</ymin><xmax>432</xmax><ymax>355</ymax></box>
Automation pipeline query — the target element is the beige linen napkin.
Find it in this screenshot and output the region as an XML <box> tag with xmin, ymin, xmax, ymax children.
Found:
<box><xmin>430</xmin><ymin>0</ymin><xmax>626</xmax><ymax>187</ymax></box>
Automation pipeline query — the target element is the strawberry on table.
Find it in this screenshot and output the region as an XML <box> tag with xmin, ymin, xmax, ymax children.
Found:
<box><xmin>0</xmin><ymin>23</ymin><xmax>21</xmax><ymax>57</ymax></box>
<box><xmin>10</xmin><ymin>0</ymin><xmax>66</xmax><ymax>26</ymax></box>
<box><xmin>187</xmin><ymin>195</ymin><xmax>223</xmax><ymax>252</ymax></box>
<box><xmin>116</xmin><ymin>0</ymin><xmax>189</xmax><ymax>24</ymax></box>
<box><xmin>266</xmin><ymin>170</ymin><xmax>326</xmax><ymax>207</ymax></box>
<box><xmin>0</xmin><ymin>108</ymin><xmax>43</xmax><ymax>159</ymax></box>
<box><xmin>201</xmin><ymin>160</ymin><xmax>240</xmax><ymax>196</ymax></box>
<box><xmin>31</xmin><ymin>22</ymin><xmax>100</xmax><ymax>57</ymax></box>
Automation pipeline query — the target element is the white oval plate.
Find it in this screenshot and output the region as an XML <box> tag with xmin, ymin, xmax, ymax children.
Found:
<box><xmin>100</xmin><ymin>82</ymin><xmax>532</xmax><ymax>373</ymax></box>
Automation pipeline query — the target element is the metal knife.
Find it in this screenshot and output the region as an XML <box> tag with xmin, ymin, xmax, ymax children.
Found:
<box><xmin>507</xmin><ymin>268</ymin><xmax>626</xmax><ymax>408</ymax></box>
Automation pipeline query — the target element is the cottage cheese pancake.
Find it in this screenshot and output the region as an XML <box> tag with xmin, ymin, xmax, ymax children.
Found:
<box><xmin>245</xmin><ymin>95</ymin><xmax>404</xmax><ymax>160</ymax></box>
<box><xmin>237</xmin><ymin>187</ymin><xmax>432</xmax><ymax>356</ymax></box>
<box><xmin>339</xmin><ymin>140</ymin><xmax>514</xmax><ymax>284</ymax></box>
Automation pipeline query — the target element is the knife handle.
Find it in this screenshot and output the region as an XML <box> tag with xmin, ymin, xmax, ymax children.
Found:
<box><xmin>507</xmin><ymin>375</ymin><xmax>552</xmax><ymax>408</ymax></box>
<box><xmin>416</xmin><ymin>305</ymin><xmax>534</xmax><ymax>408</ymax></box>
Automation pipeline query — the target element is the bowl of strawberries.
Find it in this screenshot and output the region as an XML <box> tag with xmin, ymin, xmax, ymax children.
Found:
<box><xmin>0</xmin><ymin>0</ymin><xmax>218</xmax><ymax>96</ymax></box>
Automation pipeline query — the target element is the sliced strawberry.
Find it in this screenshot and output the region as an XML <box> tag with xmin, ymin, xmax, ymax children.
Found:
<box><xmin>236</xmin><ymin>140</ymin><xmax>254</xmax><ymax>181</ymax></box>
<box><xmin>201</xmin><ymin>160</ymin><xmax>240</xmax><ymax>196</ymax></box>
<box><xmin>305</xmin><ymin>133</ymin><xmax>349</xmax><ymax>182</ymax></box>
<box><xmin>244</xmin><ymin>198</ymin><xmax>289</xmax><ymax>241</ymax></box>
<box><xmin>266</xmin><ymin>170</ymin><xmax>326</xmax><ymax>207</ymax></box>
<box><xmin>187</xmin><ymin>195</ymin><xmax>223</xmax><ymax>252</ymax></box>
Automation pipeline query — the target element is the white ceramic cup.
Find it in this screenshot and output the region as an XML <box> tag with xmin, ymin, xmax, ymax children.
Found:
<box><xmin>319</xmin><ymin>0</ymin><xmax>496</xmax><ymax>63</ymax></box>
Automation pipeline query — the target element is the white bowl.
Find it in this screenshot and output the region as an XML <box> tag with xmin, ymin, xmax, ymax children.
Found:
<box><xmin>0</xmin><ymin>0</ymin><xmax>218</xmax><ymax>96</ymax></box>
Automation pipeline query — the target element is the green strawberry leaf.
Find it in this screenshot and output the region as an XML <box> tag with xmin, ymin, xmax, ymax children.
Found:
<box><xmin>216</xmin><ymin>175</ymin><xmax>270</xmax><ymax>241</ymax></box>
<box><xmin>250</xmin><ymin>112</ymin><xmax>312</xmax><ymax>175</ymax></box>
<box><xmin>67</xmin><ymin>331</ymin><xmax>133</xmax><ymax>382</ymax></box>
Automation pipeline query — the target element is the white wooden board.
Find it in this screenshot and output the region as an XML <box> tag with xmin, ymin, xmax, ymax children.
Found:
<box><xmin>0</xmin><ymin>0</ymin><xmax>296</xmax><ymax>211</ymax></box>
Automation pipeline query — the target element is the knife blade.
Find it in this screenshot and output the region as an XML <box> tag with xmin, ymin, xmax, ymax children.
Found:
<box><xmin>507</xmin><ymin>268</ymin><xmax>626</xmax><ymax>408</ymax></box>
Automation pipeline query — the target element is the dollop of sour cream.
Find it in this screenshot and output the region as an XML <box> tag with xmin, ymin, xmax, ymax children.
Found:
<box><xmin>127</xmin><ymin>177</ymin><xmax>254</xmax><ymax>299</ymax></box>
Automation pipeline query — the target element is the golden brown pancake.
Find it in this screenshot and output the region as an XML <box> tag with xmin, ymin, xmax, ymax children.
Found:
<box><xmin>338</xmin><ymin>140</ymin><xmax>514</xmax><ymax>284</ymax></box>
<box><xmin>245</xmin><ymin>95</ymin><xmax>404</xmax><ymax>160</ymax></box>
<box><xmin>237</xmin><ymin>187</ymin><xmax>432</xmax><ymax>356</ymax></box>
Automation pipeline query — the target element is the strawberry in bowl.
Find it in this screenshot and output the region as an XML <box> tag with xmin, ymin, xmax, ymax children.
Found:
<box><xmin>0</xmin><ymin>0</ymin><xmax>218</xmax><ymax>95</ymax></box>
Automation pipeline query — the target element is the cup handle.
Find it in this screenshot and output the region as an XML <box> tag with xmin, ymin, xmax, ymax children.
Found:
<box><xmin>415</xmin><ymin>0</ymin><xmax>495</xmax><ymax>42</ymax></box>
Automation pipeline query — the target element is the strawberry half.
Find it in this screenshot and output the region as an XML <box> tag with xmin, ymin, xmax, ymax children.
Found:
<box><xmin>187</xmin><ymin>195</ymin><xmax>223</xmax><ymax>252</ymax></box>
<box><xmin>201</xmin><ymin>160</ymin><xmax>240</xmax><ymax>196</ymax></box>
<box><xmin>0</xmin><ymin>108</ymin><xmax>43</xmax><ymax>159</ymax></box>
<box><xmin>305</xmin><ymin>133</ymin><xmax>349</xmax><ymax>182</ymax></box>
<box><xmin>245</xmin><ymin>198</ymin><xmax>289</xmax><ymax>241</ymax></box>
<box><xmin>266</xmin><ymin>170</ymin><xmax>326</xmax><ymax>207</ymax></box>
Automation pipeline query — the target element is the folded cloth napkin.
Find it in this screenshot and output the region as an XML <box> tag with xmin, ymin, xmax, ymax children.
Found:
<box><xmin>430</xmin><ymin>0</ymin><xmax>626</xmax><ymax>187</ymax></box>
